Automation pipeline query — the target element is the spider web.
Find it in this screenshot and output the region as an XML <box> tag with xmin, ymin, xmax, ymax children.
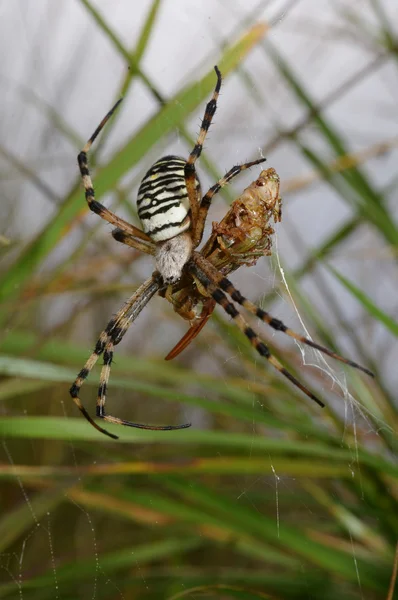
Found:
<box><xmin>226</xmin><ymin>233</ymin><xmax>393</xmax><ymax>586</ymax></box>
<box><xmin>272</xmin><ymin>234</ymin><xmax>394</xmax><ymax>491</ymax></box>
<box><xmin>274</xmin><ymin>234</ymin><xmax>386</xmax><ymax>436</ymax></box>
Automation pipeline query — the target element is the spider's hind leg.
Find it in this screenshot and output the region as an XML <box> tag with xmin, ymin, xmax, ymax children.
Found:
<box><xmin>70</xmin><ymin>275</ymin><xmax>161</xmax><ymax>439</ymax></box>
<box><xmin>187</xmin><ymin>66</ymin><xmax>221</xmax><ymax>168</ymax></box>
<box><xmin>189</xmin><ymin>257</ymin><xmax>325</xmax><ymax>408</ymax></box>
<box><xmin>70</xmin><ymin>330</ymin><xmax>118</xmax><ymax>440</ymax></box>
<box><xmin>70</xmin><ymin>274</ymin><xmax>191</xmax><ymax>437</ymax></box>
<box><xmin>192</xmin><ymin>253</ymin><xmax>373</xmax><ymax>378</ymax></box>
<box><xmin>96</xmin><ymin>324</ymin><xmax>191</xmax><ymax>432</ymax></box>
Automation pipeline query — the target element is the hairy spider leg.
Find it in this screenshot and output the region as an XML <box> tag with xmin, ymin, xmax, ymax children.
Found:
<box><xmin>96</xmin><ymin>321</ymin><xmax>191</xmax><ymax>432</ymax></box>
<box><xmin>70</xmin><ymin>274</ymin><xmax>188</xmax><ymax>439</ymax></box>
<box><xmin>111</xmin><ymin>228</ymin><xmax>156</xmax><ymax>255</ymax></box>
<box><xmin>69</xmin><ymin>279</ymin><xmax>155</xmax><ymax>440</ymax></box>
<box><xmin>185</xmin><ymin>66</ymin><xmax>222</xmax><ymax>231</ymax></box>
<box><xmin>69</xmin><ymin>328</ymin><xmax>114</xmax><ymax>438</ymax></box>
<box><xmin>78</xmin><ymin>98</ymin><xmax>151</xmax><ymax>243</ymax></box>
<box><xmin>193</xmin><ymin>253</ymin><xmax>374</xmax><ymax>378</ymax></box>
<box><xmin>190</xmin><ymin>258</ymin><xmax>325</xmax><ymax>408</ymax></box>
<box><xmin>192</xmin><ymin>158</ymin><xmax>267</xmax><ymax>247</ymax></box>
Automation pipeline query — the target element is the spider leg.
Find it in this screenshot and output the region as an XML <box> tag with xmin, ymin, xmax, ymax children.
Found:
<box><xmin>189</xmin><ymin>259</ymin><xmax>324</xmax><ymax>408</ymax></box>
<box><xmin>78</xmin><ymin>99</ymin><xmax>151</xmax><ymax>243</ymax></box>
<box><xmin>70</xmin><ymin>274</ymin><xmax>172</xmax><ymax>439</ymax></box>
<box><xmin>111</xmin><ymin>228</ymin><xmax>156</xmax><ymax>255</ymax></box>
<box><xmin>69</xmin><ymin>330</ymin><xmax>114</xmax><ymax>438</ymax></box>
<box><xmin>192</xmin><ymin>158</ymin><xmax>266</xmax><ymax>247</ymax></box>
<box><xmin>192</xmin><ymin>253</ymin><xmax>374</xmax><ymax>378</ymax></box>
<box><xmin>96</xmin><ymin>314</ymin><xmax>191</xmax><ymax>432</ymax></box>
<box><xmin>185</xmin><ymin>66</ymin><xmax>222</xmax><ymax>228</ymax></box>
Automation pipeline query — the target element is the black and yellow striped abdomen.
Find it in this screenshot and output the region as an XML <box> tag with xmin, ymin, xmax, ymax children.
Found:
<box><xmin>137</xmin><ymin>155</ymin><xmax>200</xmax><ymax>242</ymax></box>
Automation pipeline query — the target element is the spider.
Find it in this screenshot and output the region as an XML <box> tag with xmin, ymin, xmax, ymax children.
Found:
<box><xmin>70</xmin><ymin>66</ymin><xmax>373</xmax><ymax>440</ymax></box>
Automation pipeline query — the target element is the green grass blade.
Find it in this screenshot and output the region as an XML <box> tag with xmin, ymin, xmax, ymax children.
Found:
<box><xmin>3</xmin><ymin>538</ymin><xmax>201</xmax><ymax>593</ymax></box>
<box><xmin>263</xmin><ymin>39</ymin><xmax>398</xmax><ymax>247</ymax></box>
<box><xmin>1</xmin><ymin>417</ymin><xmax>397</xmax><ymax>479</ymax></box>
<box><xmin>0</xmin><ymin>486</ymin><xmax>67</xmax><ymax>553</ymax></box>
<box><xmin>328</xmin><ymin>265</ymin><xmax>398</xmax><ymax>337</ymax></box>
<box><xmin>134</xmin><ymin>0</ymin><xmax>162</xmax><ymax>63</ymax></box>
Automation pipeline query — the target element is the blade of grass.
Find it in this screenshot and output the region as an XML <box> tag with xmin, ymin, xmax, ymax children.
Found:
<box><xmin>0</xmin><ymin>144</ymin><xmax>60</xmax><ymax>204</ymax></box>
<box><xmin>81</xmin><ymin>0</ymin><xmax>235</xmax><ymax>206</ymax></box>
<box><xmin>0</xmin><ymin>353</ymin><xmax>330</xmax><ymax>439</ymax></box>
<box><xmin>327</xmin><ymin>265</ymin><xmax>398</xmax><ymax>337</ymax></box>
<box><xmin>263</xmin><ymin>39</ymin><xmax>398</xmax><ymax>247</ymax></box>
<box><xmin>2</xmin><ymin>329</ymin><xmax>345</xmax><ymax>442</ymax></box>
<box><xmin>168</xmin><ymin>584</ymin><xmax>274</xmax><ymax>600</ymax></box>
<box><xmin>134</xmin><ymin>0</ymin><xmax>162</xmax><ymax>63</ymax></box>
<box><xmin>0</xmin><ymin>486</ymin><xmax>67</xmax><ymax>553</ymax></box>
<box><xmin>0</xmin><ymin>537</ymin><xmax>201</xmax><ymax>595</ymax></box>
<box><xmin>1</xmin><ymin>417</ymin><xmax>397</xmax><ymax>478</ymax></box>
<box><xmin>159</xmin><ymin>476</ymin><xmax>390</xmax><ymax>591</ymax></box>
<box><xmin>0</xmin><ymin>457</ymin><xmax>355</xmax><ymax>480</ymax></box>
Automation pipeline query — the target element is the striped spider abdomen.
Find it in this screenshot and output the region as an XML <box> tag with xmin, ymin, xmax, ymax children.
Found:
<box><xmin>137</xmin><ymin>155</ymin><xmax>201</xmax><ymax>283</ymax></box>
<box><xmin>137</xmin><ymin>155</ymin><xmax>200</xmax><ymax>242</ymax></box>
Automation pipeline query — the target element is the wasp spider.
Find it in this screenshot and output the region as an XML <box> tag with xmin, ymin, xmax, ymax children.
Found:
<box><xmin>70</xmin><ymin>66</ymin><xmax>373</xmax><ymax>439</ymax></box>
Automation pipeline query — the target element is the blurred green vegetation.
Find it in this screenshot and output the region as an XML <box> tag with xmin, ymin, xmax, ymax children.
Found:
<box><xmin>0</xmin><ymin>1</ymin><xmax>397</xmax><ymax>599</ymax></box>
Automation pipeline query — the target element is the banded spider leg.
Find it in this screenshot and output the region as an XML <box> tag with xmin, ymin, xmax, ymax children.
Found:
<box><xmin>77</xmin><ymin>98</ymin><xmax>152</xmax><ymax>246</ymax></box>
<box><xmin>69</xmin><ymin>274</ymin><xmax>191</xmax><ymax>439</ymax></box>
<box><xmin>184</xmin><ymin>66</ymin><xmax>222</xmax><ymax>230</ymax></box>
<box><xmin>189</xmin><ymin>252</ymin><xmax>374</xmax><ymax>408</ymax></box>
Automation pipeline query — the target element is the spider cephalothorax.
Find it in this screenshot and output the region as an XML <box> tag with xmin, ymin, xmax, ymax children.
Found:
<box><xmin>70</xmin><ymin>66</ymin><xmax>373</xmax><ymax>439</ymax></box>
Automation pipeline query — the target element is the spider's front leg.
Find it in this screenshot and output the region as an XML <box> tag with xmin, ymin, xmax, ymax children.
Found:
<box><xmin>192</xmin><ymin>158</ymin><xmax>266</xmax><ymax>248</ymax></box>
<box><xmin>190</xmin><ymin>252</ymin><xmax>373</xmax><ymax>392</ymax></box>
<box><xmin>78</xmin><ymin>99</ymin><xmax>151</xmax><ymax>243</ymax></box>
<box><xmin>184</xmin><ymin>66</ymin><xmax>222</xmax><ymax>227</ymax></box>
